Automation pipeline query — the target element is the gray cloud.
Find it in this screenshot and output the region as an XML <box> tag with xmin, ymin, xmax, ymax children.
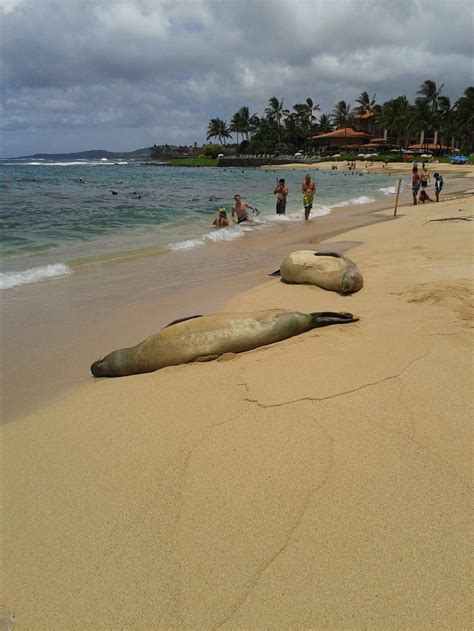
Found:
<box><xmin>1</xmin><ymin>0</ymin><xmax>473</xmax><ymax>156</ymax></box>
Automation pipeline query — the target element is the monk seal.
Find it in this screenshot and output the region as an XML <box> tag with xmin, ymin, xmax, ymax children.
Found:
<box><xmin>91</xmin><ymin>309</ymin><xmax>358</xmax><ymax>378</ymax></box>
<box><xmin>275</xmin><ymin>251</ymin><xmax>363</xmax><ymax>294</ymax></box>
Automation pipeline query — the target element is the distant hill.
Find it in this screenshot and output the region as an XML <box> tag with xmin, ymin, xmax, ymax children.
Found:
<box><xmin>13</xmin><ymin>147</ymin><xmax>154</xmax><ymax>160</ymax></box>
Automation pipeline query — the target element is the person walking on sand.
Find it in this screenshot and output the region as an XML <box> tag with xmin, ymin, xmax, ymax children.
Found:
<box><xmin>213</xmin><ymin>208</ymin><xmax>229</xmax><ymax>227</ymax></box>
<box><xmin>412</xmin><ymin>166</ymin><xmax>421</xmax><ymax>205</ymax></box>
<box><xmin>273</xmin><ymin>178</ymin><xmax>288</xmax><ymax>214</ymax></box>
<box><xmin>231</xmin><ymin>195</ymin><xmax>252</xmax><ymax>223</ymax></box>
<box><xmin>301</xmin><ymin>173</ymin><xmax>316</xmax><ymax>221</ymax></box>
<box><xmin>433</xmin><ymin>172</ymin><xmax>443</xmax><ymax>202</ymax></box>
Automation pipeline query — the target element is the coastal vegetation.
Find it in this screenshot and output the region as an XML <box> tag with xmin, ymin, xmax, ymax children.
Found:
<box><xmin>204</xmin><ymin>82</ymin><xmax>474</xmax><ymax>156</ymax></box>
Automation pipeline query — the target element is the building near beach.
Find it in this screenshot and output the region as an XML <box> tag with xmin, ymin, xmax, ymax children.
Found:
<box><xmin>311</xmin><ymin>127</ymin><xmax>370</xmax><ymax>151</ymax></box>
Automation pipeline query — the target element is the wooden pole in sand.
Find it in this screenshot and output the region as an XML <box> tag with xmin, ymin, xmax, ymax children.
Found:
<box><xmin>393</xmin><ymin>178</ymin><xmax>402</xmax><ymax>217</ymax></box>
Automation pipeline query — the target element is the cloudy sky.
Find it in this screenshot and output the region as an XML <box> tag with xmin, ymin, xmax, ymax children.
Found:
<box><xmin>1</xmin><ymin>0</ymin><xmax>473</xmax><ymax>157</ymax></box>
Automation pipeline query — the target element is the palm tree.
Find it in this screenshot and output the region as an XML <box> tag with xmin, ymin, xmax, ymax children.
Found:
<box><xmin>376</xmin><ymin>96</ymin><xmax>414</xmax><ymax>148</ymax></box>
<box><xmin>331</xmin><ymin>101</ymin><xmax>353</xmax><ymax>150</ymax></box>
<box><xmin>416</xmin><ymin>80</ymin><xmax>445</xmax><ymax>113</ymax></box>
<box><xmin>236</xmin><ymin>106</ymin><xmax>259</xmax><ymax>140</ymax></box>
<box><xmin>318</xmin><ymin>114</ymin><xmax>333</xmax><ymax>133</ymax></box>
<box><xmin>435</xmin><ymin>96</ymin><xmax>454</xmax><ymax>151</ymax></box>
<box><xmin>416</xmin><ymin>80</ymin><xmax>446</xmax><ymax>149</ymax></box>
<box><xmin>206</xmin><ymin>117</ymin><xmax>232</xmax><ymax>145</ymax></box>
<box><xmin>355</xmin><ymin>91</ymin><xmax>377</xmax><ymax>115</ymax></box>
<box><xmin>354</xmin><ymin>91</ymin><xmax>379</xmax><ymax>134</ymax></box>
<box><xmin>331</xmin><ymin>100</ymin><xmax>353</xmax><ymax>128</ymax></box>
<box><xmin>229</xmin><ymin>111</ymin><xmax>245</xmax><ymax>144</ymax></box>
<box><xmin>293</xmin><ymin>97</ymin><xmax>320</xmax><ymax>128</ymax></box>
<box><xmin>265</xmin><ymin>97</ymin><xmax>289</xmax><ymax>140</ymax></box>
<box><xmin>453</xmin><ymin>87</ymin><xmax>474</xmax><ymax>152</ymax></box>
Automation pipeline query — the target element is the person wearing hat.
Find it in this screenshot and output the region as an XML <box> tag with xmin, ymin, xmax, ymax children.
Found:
<box><xmin>213</xmin><ymin>207</ymin><xmax>229</xmax><ymax>227</ymax></box>
<box><xmin>273</xmin><ymin>178</ymin><xmax>288</xmax><ymax>214</ymax></box>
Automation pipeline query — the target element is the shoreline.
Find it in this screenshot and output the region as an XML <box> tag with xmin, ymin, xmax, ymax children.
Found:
<box><xmin>3</xmin><ymin>187</ymin><xmax>472</xmax><ymax>628</ymax></box>
<box><xmin>1</xmin><ymin>165</ymin><xmax>473</xmax><ymax>422</ymax></box>
<box><xmin>0</xmin><ymin>191</ymin><xmax>401</xmax><ymax>421</ymax></box>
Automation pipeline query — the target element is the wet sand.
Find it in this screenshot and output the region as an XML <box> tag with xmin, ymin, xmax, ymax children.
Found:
<box><xmin>1</xmin><ymin>168</ymin><xmax>473</xmax><ymax>629</ymax></box>
<box><xmin>2</xmin><ymin>164</ymin><xmax>472</xmax><ymax>421</ymax></box>
<box><xmin>1</xmin><ymin>190</ymin><xmax>406</xmax><ymax>421</ymax></box>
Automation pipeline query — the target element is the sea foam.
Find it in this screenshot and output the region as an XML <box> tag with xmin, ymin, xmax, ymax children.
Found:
<box><xmin>167</xmin><ymin>224</ymin><xmax>247</xmax><ymax>251</ymax></box>
<box><xmin>0</xmin><ymin>263</ymin><xmax>71</xmax><ymax>289</ymax></box>
<box><xmin>379</xmin><ymin>186</ymin><xmax>397</xmax><ymax>195</ymax></box>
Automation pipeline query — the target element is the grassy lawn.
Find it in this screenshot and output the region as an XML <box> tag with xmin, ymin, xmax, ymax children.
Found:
<box><xmin>166</xmin><ymin>157</ymin><xmax>218</xmax><ymax>167</ymax></box>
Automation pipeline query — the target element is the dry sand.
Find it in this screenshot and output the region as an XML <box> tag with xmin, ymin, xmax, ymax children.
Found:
<box><xmin>2</xmin><ymin>192</ymin><xmax>473</xmax><ymax>629</ymax></box>
<box><xmin>267</xmin><ymin>159</ymin><xmax>474</xmax><ymax>178</ymax></box>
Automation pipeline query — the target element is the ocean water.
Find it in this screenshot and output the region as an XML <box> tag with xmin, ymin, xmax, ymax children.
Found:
<box><xmin>0</xmin><ymin>160</ymin><xmax>399</xmax><ymax>289</ymax></box>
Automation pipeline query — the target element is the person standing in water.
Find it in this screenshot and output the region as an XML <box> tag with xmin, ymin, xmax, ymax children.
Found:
<box><xmin>231</xmin><ymin>195</ymin><xmax>252</xmax><ymax>223</ymax></box>
<box><xmin>273</xmin><ymin>178</ymin><xmax>288</xmax><ymax>214</ymax></box>
<box><xmin>301</xmin><ymin>173</ymin><xmax>316</xmax><ymax>220</ymax></box>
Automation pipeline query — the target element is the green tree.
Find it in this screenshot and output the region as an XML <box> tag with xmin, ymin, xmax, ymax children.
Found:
<box><xmin>265</xmin><ymin>96</ymin><xmax>289</xmax><ymax>140</ymax></box>
<box><xmin>293</xmin><ymin>97</ymin><xmax>320</xmax><ymax>129</ymax></box>
<box><xmin>376</xmin><ymin>96</ymin><xmax>413</xmax><ymax>148</ymax></box>
<box><xmin>317</xmin><ymin>114</ymin><xmax>333</xmax><ymax>133</ymax></box>
<box><xmin>452</xmin><ymin>87</ymin><xmax>474</xmax><ymax>152</ymax></box>
<box><xmin>229</xmin><ymin>111</ymin><xmax>245</xmax><ymax>144</ymax></box>
<box><xmin>416</xmin><ymin>80</ymin><xmax>445</xmax><ymax>113</ymax></box>
<box><xmin>331</xmin><ymin>100</ymin><xmax>353</xmax><ymax>128</ymax></box>
<box><xmin>206</xmin><ymin>117</ymin><xmax>232</xmax><ymax>145</ymax></box>
<box><xmin>202</xmin><ymin>143</ymin><xmax>222</xmax><ymax>158</ymax></box>
<box><xmin>354</xmin><ymin>91</ymin><xmax>377</xmax><ymax>115</ymax></box>
<box><xmin>247</xmin><ymin>118</ymin><xmax>280</xmax><ymax>154</ymax></box>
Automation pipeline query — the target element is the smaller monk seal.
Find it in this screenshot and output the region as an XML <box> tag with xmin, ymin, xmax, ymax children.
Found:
<box><xmin>91</xmin><ymin>309</ymin><xmax>358</xmax><ymax>378</ymax></box>
<box><xmin>274</xmin><ymin>251</ymin><xmax>363</xmax><ymax>294</ymax></box>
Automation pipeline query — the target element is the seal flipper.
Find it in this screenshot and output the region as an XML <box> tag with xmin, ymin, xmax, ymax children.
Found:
<box><xmin>268</xmin><ymin>269</ymin><xmax>281</xmax><ymax>276</ymax></box>
<box><xmin>309</xmin><ymin>311</ymin><xmax>359</xmax><ymax>327</ymax></box>
<box><xmin>193</xmin><ymin>354</ymin><xmax>221</xmax><ymax>363</ymax></box>
<box><xmin>163</xmin><ymin>315</ymin><xmax>203</xmax><ymax>328</ymax></box>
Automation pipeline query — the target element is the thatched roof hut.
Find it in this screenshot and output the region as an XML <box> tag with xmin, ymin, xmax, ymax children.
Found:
<box><xmin>311</xmin><ymin>127</ymin><xmax>370</xmax><ymax>149</ymax></box>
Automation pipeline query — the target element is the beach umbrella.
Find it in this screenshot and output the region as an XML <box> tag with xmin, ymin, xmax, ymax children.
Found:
<box><xmin>357</xmin><ymin>153</ymin><xmax>365</xmax><ymax>157</ymax></box>
<box><xmin>332</xmin><ymin>154</ymin><xmax>341</xmax><ymax>157</ymax></box>
<box><xmin>420</xmin><ymin>153</ymin><xmax>432</xmax><ymax>158</ymax></box>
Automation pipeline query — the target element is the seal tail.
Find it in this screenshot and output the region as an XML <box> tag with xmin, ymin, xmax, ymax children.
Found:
<box><xmin>309</xmin><ymin>311</ymin><xmax>359</xmax><ymax>327</ymax></box>
<box><xmin>268</xmin><ymin>269</ymin><xmax>281</xmax><ymax>276</ymax></box>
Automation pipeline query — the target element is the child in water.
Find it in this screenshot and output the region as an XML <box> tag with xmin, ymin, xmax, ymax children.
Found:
<box><xmin>213</xmin><ymin>208</ymin><xmax>229</xmax><ymax>227</ymax></box>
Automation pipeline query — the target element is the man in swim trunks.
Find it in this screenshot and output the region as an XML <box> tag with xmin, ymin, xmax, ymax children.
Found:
<box><xmin>273</xmin><ymin>178</ymin><xmax>288</xmax><ymax>214</ymax></box>
<box><xmin>231</xmin><ymin>195</ymin><xmax>252</xmax><ymax>223</ymax></box>
<box><xmin>301</xmin><ymin>173</ymin><xmax>316</xmax><ymax>220</ymax></box>
<box><xmin>412</xmin><ymin>166</ymin><xmax>421</xmax><ymax>205</ymax></box>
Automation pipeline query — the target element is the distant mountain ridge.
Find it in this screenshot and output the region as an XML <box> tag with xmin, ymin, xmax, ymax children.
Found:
<box><xmin>11</xmin><ymin>147</ymin><xmax>155</xmax><ymax>160</ymax></box>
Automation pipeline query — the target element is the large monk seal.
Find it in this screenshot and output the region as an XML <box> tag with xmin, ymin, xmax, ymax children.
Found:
<box><xmin>91</xmin><ymin>309</ymin><xmax>358</xmax><ymax>378</ymax></box>
<box><xmin>276</xmin><ymin>251</ymin><xmax>363</xmax><ymax>294</ymax></box>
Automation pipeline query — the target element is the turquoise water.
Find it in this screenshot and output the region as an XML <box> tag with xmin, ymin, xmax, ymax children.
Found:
<box><xmin>0</xmin><ymin>160</ymin><xmax>397</xmax><ymax>288</ymax></box>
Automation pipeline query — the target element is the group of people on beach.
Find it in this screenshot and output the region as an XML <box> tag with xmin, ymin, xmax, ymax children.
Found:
<box><xmin>412</xmin><ymin>162</ymin><xmax>443</xmax><ymax>205</ymax></box>
<box><xmin>213</xmin><ymin>161</ymin><xmax>445</xmax><ymax>227</ymax></box>
<box><xmin>213</xmin><ymin>173</ymin><xmax>317</xmax><ymax>227</ymax></box>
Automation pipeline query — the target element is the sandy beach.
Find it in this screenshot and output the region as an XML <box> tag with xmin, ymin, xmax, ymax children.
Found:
<box><xmin>2</xmin><ymin>174</ymin><xmax>473</xmax><ymax>628</ymax></box>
